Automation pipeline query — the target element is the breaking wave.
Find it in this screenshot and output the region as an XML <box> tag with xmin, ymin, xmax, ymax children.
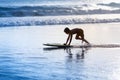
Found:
<box><xmin>0</xmin><ymin>2</ymin><xmax>120</xmax><ymax>17</ymax></box>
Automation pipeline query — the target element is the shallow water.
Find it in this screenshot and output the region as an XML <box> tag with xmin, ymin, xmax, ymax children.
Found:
<box><xmin>0</xmin><ymin>23</ymin><xmax>120</xmax><ymax>80</ymax></box>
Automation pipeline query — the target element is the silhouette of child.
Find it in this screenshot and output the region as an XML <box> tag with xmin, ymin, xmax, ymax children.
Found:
<box><xmin>64</xmin><ymin>27</ymin><xmax>90</xmax><ymax>45</ymax></box>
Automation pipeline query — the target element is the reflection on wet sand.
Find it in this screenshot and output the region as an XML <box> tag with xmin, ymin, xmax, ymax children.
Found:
<box><xmin>65</xmin><ymin>47</ymin><xmax>90</xmax><ymax>60</ymax></box>
<box><xmin>43</xmin><ymin>46</ymin><xmax>90</xmax><ymax>60</ymax></box>
<box><xmin>64</xmin><ymin>47</ymin><xmax>91</xmax><ymax>80</ymax></box>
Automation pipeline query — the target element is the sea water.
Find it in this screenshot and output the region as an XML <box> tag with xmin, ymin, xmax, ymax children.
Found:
<box><xmin>0</xmin><ymin>0</ymin><xmax>120</xmax><ymax>80</ymax></box>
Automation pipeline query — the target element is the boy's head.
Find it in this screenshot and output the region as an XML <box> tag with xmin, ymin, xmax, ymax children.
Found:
<box><xmin>64</xmin><ymin>27</ymin><xmax>70</xmax><ymax>34</ymax></box>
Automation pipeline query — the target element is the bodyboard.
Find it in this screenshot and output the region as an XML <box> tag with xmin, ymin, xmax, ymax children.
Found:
<box><xmin>43</xmin><ymin>43</ymin><xmax>73</xmax><ymax>48</ymax></box>
<box><xmin>43</xmin><ymin>43</ymin><xmax>120</xmax><ymax>48</ymax></box>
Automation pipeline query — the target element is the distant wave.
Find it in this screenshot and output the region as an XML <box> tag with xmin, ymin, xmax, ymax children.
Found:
<box><xmin>98</xmin><ymin>2</ymin><xmax>120</xmax><ymax>8</ymax></box>
<box><xmin>0</xmin><ymin>14</ymin><xmax>120</xmax><ymax>27</ymax></box>
<box><xmin>0</xmin><ymin>2</ymin><xmax>120</xmax><ymax>17</ymax></box>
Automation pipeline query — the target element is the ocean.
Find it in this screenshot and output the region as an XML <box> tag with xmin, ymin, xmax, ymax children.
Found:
<box><xmin>0</xmin><ymin>0</ymin><xmax>120</xmax><ymax>80</ymax></box>
<box><xmin>0</xmin><ymin>0</ymin><xmax>120</xmax><ymax>26</ymax></box>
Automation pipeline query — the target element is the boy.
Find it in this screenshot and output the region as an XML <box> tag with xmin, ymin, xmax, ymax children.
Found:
<box><xmin>64</xmin><ymin>27</ymin><xmax>89</xmax><ymax>45</ymax></box>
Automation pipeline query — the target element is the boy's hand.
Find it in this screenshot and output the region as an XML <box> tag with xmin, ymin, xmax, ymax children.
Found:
<box><xmin>63</xmin><ymin>43</ymin><xmax>66</xmax><ymax>45</ymax></box>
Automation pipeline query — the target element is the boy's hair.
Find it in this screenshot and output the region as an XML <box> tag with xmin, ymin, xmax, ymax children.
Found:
<box><xmin>64</xmin><ymin>27</ymin><xmax>70</xmax><ymax>33</ymax></box>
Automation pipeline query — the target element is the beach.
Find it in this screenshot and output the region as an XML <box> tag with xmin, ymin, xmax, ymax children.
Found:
<box><xmin>0</xmin><ymin>0</ymin><xmax>120</xmax><ymax>80</ymax></box>
<box><xmin>0</xmin><ymin>23</ymin><xmax>120</xmax><ymax>80</ymax></box>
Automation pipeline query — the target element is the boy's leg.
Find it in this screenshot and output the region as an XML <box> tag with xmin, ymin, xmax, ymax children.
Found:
<box><xmin>76</xmin><ymin>34</ymin><xmax>90</xmax><ymax>44</ymax></box>
<box><xmin>75</xmin><ymin>34</ymin><xmax>84</xmax><ymax>44</ymax></box>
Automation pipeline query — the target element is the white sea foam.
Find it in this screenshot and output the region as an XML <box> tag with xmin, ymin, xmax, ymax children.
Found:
<box><xmin>0</xmin><ymin>14</ymin><xmax>120</xmax><ymax>27</ymax></box>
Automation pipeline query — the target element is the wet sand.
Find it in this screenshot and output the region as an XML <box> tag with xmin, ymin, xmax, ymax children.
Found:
<box><xmin>0</xmin><ymin>23</ymin><xmax>120</xmax><ymax>80</ymax></box>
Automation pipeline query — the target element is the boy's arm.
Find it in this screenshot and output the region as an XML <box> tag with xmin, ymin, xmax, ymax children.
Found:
<box><xmin>68</xmin><ymin>34</ymin><xmax>72</xmax><ymax>45</ymax></box>
<box><xmin>65</xmin><ymin>34</ymin><xmax>70</xmax><ymax>45</ymax></box>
